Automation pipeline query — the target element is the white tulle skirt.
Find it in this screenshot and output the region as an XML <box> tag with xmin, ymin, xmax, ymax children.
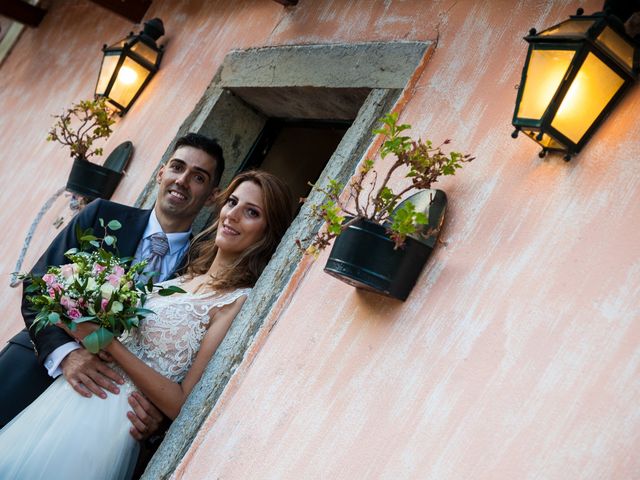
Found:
<box><xmin>0</xmin><ymin>376</ymin><xmax>139</xmax><ymax>480</ymax></box>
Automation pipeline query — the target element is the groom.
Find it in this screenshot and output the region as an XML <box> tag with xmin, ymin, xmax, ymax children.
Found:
<box><xmin>0</xmin><ymin>132</ymin><xmax>224</xmax><ymax>438</ymax></box>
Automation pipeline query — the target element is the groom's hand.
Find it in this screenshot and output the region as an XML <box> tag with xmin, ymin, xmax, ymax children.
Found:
<box><xmin>127</xmin><ymin>391</ymin><xmax>165</xmax><ymax>440</ymax></box>
<box><xmin>60</xmin><ymin>349</ymin><xmax>124</xmax><ymax>398</ymax></box>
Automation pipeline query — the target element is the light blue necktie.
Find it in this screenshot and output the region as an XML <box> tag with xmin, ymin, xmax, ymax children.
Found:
<box><xmin>144</xmin><ymin>232</ymin><xmax>169</xmax><ymax>283</ymax></box>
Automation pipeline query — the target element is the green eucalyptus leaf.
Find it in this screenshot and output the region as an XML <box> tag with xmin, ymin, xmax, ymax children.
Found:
<box><xmin>107</xmin><ymin>220</ymin><xmax>122</xmax><ymax>231</ymax></box>
<box><xmin>157</xmin><ymin>286</ymin><xmax>186</xmax><ymax>296</ymax></box>
<box><xmin>83</xmin><ymin>328</ymin><xmax>115</xmax><ymax>354</ymax></box>
<box><xmin>158</xmin><ymin>285</ymin><xmax>186</xmax><ymax>295</ymax></box>
<box><xmin>25</xmin><ymin>283</ymin><xmax>40</xmax><ymax>293</ymax></box>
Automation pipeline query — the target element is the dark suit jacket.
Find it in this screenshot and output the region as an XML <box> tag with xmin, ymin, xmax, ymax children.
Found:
<box><xmin>22</xmin><ymin>199</ymin><xmax>152</xmax><ymax>363</ymax></box>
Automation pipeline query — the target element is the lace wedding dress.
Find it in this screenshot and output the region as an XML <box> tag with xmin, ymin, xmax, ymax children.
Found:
<box><xmin>0</xmin><ymin>279</ymin><xmax>250</xmax><ymax>480</ymax></box>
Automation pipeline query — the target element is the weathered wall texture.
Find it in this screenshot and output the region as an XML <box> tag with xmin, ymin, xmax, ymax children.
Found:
<box><xmin>1</xmin><ymin>0</ymin><xmax>638</xmax><ymax>479</ymax></box>
<box><xmin>172</xmin><ymin>1</ymin><xmax>640</xmax><ymax>479</ymax></box>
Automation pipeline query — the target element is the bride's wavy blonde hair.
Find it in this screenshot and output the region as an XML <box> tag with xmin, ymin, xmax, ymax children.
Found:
<box><xmin>185</xmin><ymin>170</ymin><xmax>294</xmax><ymax>291</ymax></box>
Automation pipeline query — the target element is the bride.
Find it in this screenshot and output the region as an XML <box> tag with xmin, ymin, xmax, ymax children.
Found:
<box><xmin>0</xmin><ymin>170</ymin><xmax>293</xmax><ymax>480</ymax></box>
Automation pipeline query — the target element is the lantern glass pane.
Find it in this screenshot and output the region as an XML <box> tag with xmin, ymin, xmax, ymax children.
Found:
<box><xmin>596</xmin><ymin>26</ymin><xmax>634</xmax><ymax>71</ymax></box>
<box><xmin>96</xmin><ymin>54</ymin><xmax>119</xmax><ymax>96</ymax></box>
<box><xmin>517</xmin><ymin>48</ymin><xmax>575</xmax><ymax>120</ymax></box>
<box><xmin>551</xmin><ymin>52</ymin><xmax>625</xmax><ymax>143</ymax></box>
<box><xmin>131</xmin><ymin>41</ymin><xmax>159</xmax><ymax>65</ymax></box>
<box><xmin>539</xmin><ymin>18</ymin><xmax>594</xmax><ymax>37</ymax></box>
<box><xmin>108</xmin><ymin>56</ymin><xmax>152</xmax><ymax>109</ymax></box>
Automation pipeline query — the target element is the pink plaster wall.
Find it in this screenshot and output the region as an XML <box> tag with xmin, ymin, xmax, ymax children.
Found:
<box><xmin>1</xmin><ymin>0</ymin><xmax>638</xmax><ymax>478</ymax></box>
<box><xmin>172</xmin><ymin>1</ymin><xmax>640</xmax><ymax>479</ymax></box>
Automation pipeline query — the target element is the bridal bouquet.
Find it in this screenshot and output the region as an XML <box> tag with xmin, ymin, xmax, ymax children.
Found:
<box><xmin>22</xmin><ymin>219</ymin><xmax>183</xmax><ymax>353</ymax></box>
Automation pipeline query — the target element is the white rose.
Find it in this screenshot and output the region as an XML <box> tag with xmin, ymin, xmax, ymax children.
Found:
<box><xmin>100</xmin><ymin>283</ymin><xmax>115</xmax><ymax>300</ymax></box>
<box><xmin>110</xmin><ymin>301</ymin><xmax>123</xmax><ymax>314</ymax></box>
<box><xmin>86</xmin><ymin>277</ymin><xmax>98</xmax><ymax>291</ymax></box>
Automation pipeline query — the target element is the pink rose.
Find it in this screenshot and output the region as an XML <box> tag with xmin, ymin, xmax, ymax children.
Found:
<box><xmin>42</xmin><ymin>273</ymin><xmax>57</xmax><ymax>286</ymax></box>
<box><xmin>60</xmin><ymin>296</ymin><xmax>77</xmax><ymax>310</ymax></box>
<box><xmin>113</xmin><ymin>265</ymin><xmax>125</xmax><ymax>277</ymax></box>
<box><xmin>60</xmin><ymin>264</ymin><xmax>77</xmax><ymax>279</ymax></box>
<box><xmin>93</xmin><ymin>264</ymin><xmax>106</xmax><ymax>275</ymax></box>
<box><xmin>107</xmin><ymin>274</ymin><xmax>120</xmax><ymax>287</ymax></box>
<box><xmin>67</xmin><ymin>308</ymin><xmax>81</xmax><ymax>319</ymax></box>
<box><xmin>101</xmin><ymin>298</ymin><xmax>109</xmax><ymax>311</ymax></box>
<box><xmin>48</xmin><ymin>284</ymin><xmax>62</xmax><ymax>297</ymax></box>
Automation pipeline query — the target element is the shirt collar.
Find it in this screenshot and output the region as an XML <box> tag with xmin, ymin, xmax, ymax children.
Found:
<box><xmin>143</xmin><ymin>209</ymin><xmax>192</xmax><ymax>254</ymax></box>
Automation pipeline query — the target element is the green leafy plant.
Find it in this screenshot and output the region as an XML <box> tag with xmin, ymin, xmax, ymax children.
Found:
<box><xmin>300</xmin><ymin>112</ymin><xmax>474</xmax><ymax>254</ymax></box>
<box><xmin>46</xmin><ymin>97</ymin><xmax>116</xmax><ymax>161</ymax></box>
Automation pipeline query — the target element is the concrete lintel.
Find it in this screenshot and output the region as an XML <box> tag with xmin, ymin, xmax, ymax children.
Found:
<box><xmin>220</xmin><ymin>41</ymin><xmax>431</xmax><ymax>89</ymax></box>
<box><xmin>141</xmin><ymin>87</ymin><xmax>402</xmax><ymax>480</ymax></box>
<box><xmin>229</xmin><ymin>86</ymin><xmax>371</xmax><ymax>121</ymax></box>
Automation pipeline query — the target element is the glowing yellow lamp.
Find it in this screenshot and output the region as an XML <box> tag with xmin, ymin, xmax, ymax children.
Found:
<box><xmin>95</xmin><ymin>18</ymin><xmax>165</xmax><ymax>115</ymax></box>
<box><xmin>512</xmin><ymin>9</ymin><xmax>638</xmax><ymax>160</ymax></box>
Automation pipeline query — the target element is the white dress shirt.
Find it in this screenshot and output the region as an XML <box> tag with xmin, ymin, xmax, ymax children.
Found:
<box><xmin>44</xmin><ymin>209</ymin><xmax>192</xmax><ymax>377</ymax></box>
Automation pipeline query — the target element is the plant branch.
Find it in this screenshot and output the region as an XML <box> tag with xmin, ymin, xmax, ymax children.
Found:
<box><xmin>47</xmin><ymin>98</ymin><xmax>115</xmax><ymax>161</ymax></box>
<box><xmin>364</xmin><ymin>169</ymin><xmax>378</xmax><ymax>217</ymax></box>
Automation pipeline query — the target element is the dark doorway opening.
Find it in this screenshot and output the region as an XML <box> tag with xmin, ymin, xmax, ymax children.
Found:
<box><xmin>239</xmin><ymin>119</ymin><xmax>351</xmax><ymax>206</ymax></box>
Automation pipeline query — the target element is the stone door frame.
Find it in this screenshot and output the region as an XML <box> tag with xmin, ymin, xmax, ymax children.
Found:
<box><xmin>140</xmin><ymin>40</ymin><xmax>432</xmax><ymax>478</ymax></box>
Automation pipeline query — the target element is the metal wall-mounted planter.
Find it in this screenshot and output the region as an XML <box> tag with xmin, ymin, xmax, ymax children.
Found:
<box><xmin>65</xmin><ymin>141</ymin><xmax>132</xmax><ymax>199</ymax></box>
<box><xmin>324</xmin><ymin>189</ymin><xmax>447</xmax><ymax>301</ymax></box>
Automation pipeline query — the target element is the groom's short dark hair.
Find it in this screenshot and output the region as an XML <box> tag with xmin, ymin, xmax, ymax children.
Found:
<box><xmin>174</xmin><ymin>133</ymin><xmax>225</xmax><ymax>186</ymax></box>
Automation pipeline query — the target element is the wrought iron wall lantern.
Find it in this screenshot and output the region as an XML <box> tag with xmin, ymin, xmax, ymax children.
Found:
<box><xmin>511</xmin><ymin>6</ymin><xmax>639</xmax><ymax>160</ymax></box>
<box><xmin>95</xmin><ymin>18</ymin><xmax>165</xmax><ymax>115</ymax></box>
